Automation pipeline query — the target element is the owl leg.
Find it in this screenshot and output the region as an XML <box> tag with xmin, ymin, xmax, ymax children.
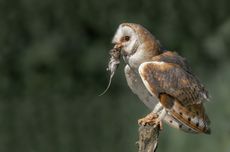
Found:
<box><xmin>138</xmin><ymin>103</ymin><xmax>166</xmax><ymax>129</ymax></box>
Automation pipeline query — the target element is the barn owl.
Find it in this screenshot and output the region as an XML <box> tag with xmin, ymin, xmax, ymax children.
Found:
<box><xmin>110</xmin><ymin>23</ymin><xmax>211</xmax><ymax>134</ymax></box>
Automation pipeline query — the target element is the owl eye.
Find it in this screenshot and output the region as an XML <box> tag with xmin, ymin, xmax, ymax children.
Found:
<box><xmin>124</xmin><ymin>36</ymin><xmax>130</xmax><ymax>41</ymax></box>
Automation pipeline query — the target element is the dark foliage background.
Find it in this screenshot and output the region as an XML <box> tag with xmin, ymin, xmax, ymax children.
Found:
<box><xmin>0</xmin><ymin>0</ymin><xmax>230</xmax><ymax>152</ymax></box>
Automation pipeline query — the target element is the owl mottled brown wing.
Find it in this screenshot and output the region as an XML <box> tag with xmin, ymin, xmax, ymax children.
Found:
<box><xmin>138</xmin><ymin>61</ymin><xmax>209</xmax><ymax>106</ymax></box>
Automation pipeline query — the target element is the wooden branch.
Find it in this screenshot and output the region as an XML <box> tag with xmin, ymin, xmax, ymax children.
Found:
<box><xmin>137</xmin><ymin>125</ymin><xmax>160</xmax><ymax>152</ymax></box>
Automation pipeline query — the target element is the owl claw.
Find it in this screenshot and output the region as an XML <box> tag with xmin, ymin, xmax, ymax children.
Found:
<box><xmin>138</xmin><ymin>113</ymin><xmax>162</xmax><ymax>128</ymax></box>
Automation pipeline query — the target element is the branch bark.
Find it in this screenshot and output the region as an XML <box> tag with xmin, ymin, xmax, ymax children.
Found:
<box><xmin>137</xmin><ymin>125</ymin><xmax>160</xmax><ymax>152</ymax></box>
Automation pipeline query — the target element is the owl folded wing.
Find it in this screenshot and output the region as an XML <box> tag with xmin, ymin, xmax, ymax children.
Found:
<box><xmin>138</xmin><ymin>61</ymin><xmax>209</xmax><ymax>106</ymax></box>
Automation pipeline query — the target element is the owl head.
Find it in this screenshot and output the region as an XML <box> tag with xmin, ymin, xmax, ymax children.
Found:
<box><xmin>112</xmin><ymin>23</ymin><xmax>161</xmax><ymax>68</ymax></box>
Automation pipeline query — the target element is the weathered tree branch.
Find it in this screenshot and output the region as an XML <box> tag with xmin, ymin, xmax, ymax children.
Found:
<box><xmin>137</xmin><ymin>125</ymin><xmax>160</xmax><ymax>152</ymax></box>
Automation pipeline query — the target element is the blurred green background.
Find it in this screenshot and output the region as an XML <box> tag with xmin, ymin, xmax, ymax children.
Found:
<box><xmin>0</xmin><ymin>0</ymin><xmax>230</xmax><ymax>152</ymax></box>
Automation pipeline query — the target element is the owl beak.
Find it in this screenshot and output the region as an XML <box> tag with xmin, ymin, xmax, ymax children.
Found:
<box><xmin>113</xmin><ymin>43</ymin><xmax>123</xmax><ymax>55</ymax></box>
<box><xmin>113</xmin><ymin>43</ymin><xmax>127</xmax><ymax>56</ymax></box>
<box><xmin>114</xmin><ymin>43</ymin><xmax>123</xmax><ymax>49</ymax></box>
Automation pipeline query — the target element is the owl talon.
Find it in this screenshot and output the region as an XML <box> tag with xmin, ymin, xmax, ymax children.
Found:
<box><xmin>138</xmin><ymin>113</ymin><xmax>159</xmax><ymax>126</ymax></box>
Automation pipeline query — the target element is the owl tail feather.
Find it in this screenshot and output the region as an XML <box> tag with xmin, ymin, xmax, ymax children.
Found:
<box><xmin>170</xmin><ymin>101</ymin><xmax>211</xmax><ymax>134</ymax></box>
<box><xmin>160</xmin><ymin>94</ymin><xmax>211</xmax><ymax>134</ymax></box>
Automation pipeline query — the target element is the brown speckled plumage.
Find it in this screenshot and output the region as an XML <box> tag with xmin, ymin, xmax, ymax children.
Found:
<box><xmin>139</xmin><ymin>51</ymin><xmax>210</xmax><ymax>134</ymax></box>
